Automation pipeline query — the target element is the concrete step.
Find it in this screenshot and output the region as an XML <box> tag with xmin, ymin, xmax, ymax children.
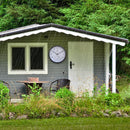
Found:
<box><xmin>10</xmin><ymin>99</ymin><xmax>23</xmax><ymax>103</ymax></box>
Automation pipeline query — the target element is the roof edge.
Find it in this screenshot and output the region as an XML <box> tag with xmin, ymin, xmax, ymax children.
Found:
<box><xmin>0</xmin><ymin>23</ymin><xmax>129</xmax><ymax>44</ymax></box>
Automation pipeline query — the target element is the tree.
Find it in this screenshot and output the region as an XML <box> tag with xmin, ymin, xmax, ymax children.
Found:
<box><xmin>0</xmin><ymin>0</ymin><xmax>63</xmax><ymax>31</ymax></box>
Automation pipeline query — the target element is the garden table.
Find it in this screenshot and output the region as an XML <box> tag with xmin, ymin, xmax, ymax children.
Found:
<box><xmin>16</xmin><ymin>80</ymin><xmax>49</xmax><ymax>95</ymax></box>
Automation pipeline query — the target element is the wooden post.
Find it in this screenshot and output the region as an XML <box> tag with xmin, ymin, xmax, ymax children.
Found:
<box><xmin>112</xmin><ymin>44</ymin><xmax>116</xmax><ymax>93</ymax></box>
<box><xmin>105</xmin><ymin>43</ymin><xmax>110</xmax><ymax>93</ymax></box>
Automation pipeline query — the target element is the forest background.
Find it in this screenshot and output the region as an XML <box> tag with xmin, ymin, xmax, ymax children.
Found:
<box><xmin>0</xmin><ymin>0</ymin><xmax>129</xmax><ymax>75</ymax></box>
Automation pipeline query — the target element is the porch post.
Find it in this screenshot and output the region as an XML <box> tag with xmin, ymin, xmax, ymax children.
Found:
<box><xmin>112</xmin><ymin>44</ymin><xmax>116</xmax><ymax>93</ymax></box>
<box><xmin>105</xmin><ymin>43</ymin><xmax>110</xmax><ymax>93</ymax></box>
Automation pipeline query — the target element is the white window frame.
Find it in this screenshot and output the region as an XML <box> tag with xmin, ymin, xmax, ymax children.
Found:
<box><xmin>8</xmin><ymin>43</ymin><xmax>48</xmax><ymax>74</ymax></box>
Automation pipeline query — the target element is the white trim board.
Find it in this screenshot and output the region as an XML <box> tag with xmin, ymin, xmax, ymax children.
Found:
<box><xmin>0</xmin><ymin>27</ymin><xmax>126</xmax><ymax>46</ymax></box>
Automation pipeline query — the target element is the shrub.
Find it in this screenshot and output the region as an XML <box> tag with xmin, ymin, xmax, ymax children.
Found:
<box><xmin>92</xmin><ymin>84</ymin><xmax>126</xmax><ymax>109</ymax></box>
<box><xmin>104</xmin><ymin>93</ymin><xmax>124</xmax><ymax>107</ymax></box>
<box><xmin>55</xmin><ymin>88</ymin><xmax>75</xmax><ymax>105</ymax></box>
<box><xmin>55</xmin><ymin>88</ymin><xmax>74</xmax><ymax>99</ymax></box>
<box><xmin>0</xmin><ymin>82</ymin><xmax>10</xmax><ymax>108</ymax></box>
<box><xmin>55</xmin><ymin>88</ymin><xmax>75</xmax><ymax>114</ymax></box>
<box><xmin>74</xmin><ymin>91</ymin><xmax>93</xmax><ymax>111</ymax></box>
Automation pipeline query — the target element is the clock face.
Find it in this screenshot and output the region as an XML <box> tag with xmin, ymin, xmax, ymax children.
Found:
<box><xmin>49</xmin><ymin>46</ymin><xmax>66</xmax><ymax>63</ymax></box>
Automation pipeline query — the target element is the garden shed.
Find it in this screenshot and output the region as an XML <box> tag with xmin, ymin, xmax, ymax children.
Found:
<box><xmin>0</xmin><ymin>23</ymin><xmax>129</xmax><ymax>98</ymax></box>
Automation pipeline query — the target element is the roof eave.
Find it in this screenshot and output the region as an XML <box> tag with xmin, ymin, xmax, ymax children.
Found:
<box><xmin>0</xmin><ymin>23</ymin><xmax>129</xmax><ymax>45</ymax></box>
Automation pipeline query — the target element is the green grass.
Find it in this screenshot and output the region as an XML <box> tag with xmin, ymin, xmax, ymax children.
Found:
<box><xmin>0</xmin><ymin>117</ymin><xmax>130</xmax><ymax>130</ymax></box>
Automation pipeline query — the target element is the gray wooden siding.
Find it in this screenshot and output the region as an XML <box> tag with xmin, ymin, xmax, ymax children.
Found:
<box><xmin>0</xmin><ymin>32</ymin><xmax>105</xmax><ymax>98</ymax></box>
<box><xmin>94</xmin><ymin>42</ymin><xmax>105</xmax><ymax>88</ymax></box>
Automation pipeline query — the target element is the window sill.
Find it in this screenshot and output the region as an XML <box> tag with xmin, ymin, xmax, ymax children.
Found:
<box><xmin>8</xmin><ymin>70</ymin><xmax>48</xmax><ymax>75</ymax></box>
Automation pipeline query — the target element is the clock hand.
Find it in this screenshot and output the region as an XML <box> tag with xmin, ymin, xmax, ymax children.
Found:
<box><xmin>52</xmin><ymin>50</ymin><xmax>57</xmax><ymax>55</ymax></box>
<box><xmin>58</xmin><ymin>50</ymin><xmax>64</xmax><ymax>54</ymax></box>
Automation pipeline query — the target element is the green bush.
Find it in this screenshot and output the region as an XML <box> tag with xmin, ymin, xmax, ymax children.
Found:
<box><xmin>92</xmin><ymin>84</ymin><xmax>126</xmax><ymax>109</ymax></box>
<box><xmin>55</xmin><ymin>88</ymin><xmax>74</xmax><ymax>99</ymax></box>
<box><xmin>104</xmin><ymin>93</ymin><xmax>124</xmax><ymax>107</ymax></box>
<box><xmin>55</xmin><ymin>88</ymin><xmax>75</xmax><ymax>114</ymax></box>
<box><xmin>55</xmin><ymin>87</ymin><xmax>75</xmax><ymax>105</ymax></box>
<box><xmin>0</xmin><ymin>82</ymin><xmax>10</xmax><ymax>108</ymax></box>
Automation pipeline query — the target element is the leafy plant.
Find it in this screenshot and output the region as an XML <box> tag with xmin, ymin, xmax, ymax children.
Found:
<box><xmin>28</xmin><ymin>83</ymin><xmax>42</xmax><ymax>96</ymax></box>
<box><xmin>104</xmin><ymin>93</ymin><xmax>124</xmax><ymax>107</ymax></box>
<box><xmin>92</xmin><ymin>84</ymin><xmax>125</xmax><ymax>108</ymax></box>
<box><xmin>0</xmin><ymin>82</ymin><xmax>10</xmax><ymax>108</ymax></box>
<box><xmin>5</xmin><ymin>103</ymin><xmax>26</xmax><ymax>118</ymax></box>
<box><xmin>55</xmin><ymin>87</ymin><xmax>74</xmax><ymax>99</ymax></box>
<box><xmin>22</xmin><ymin>83</ymin><xmax>42</xmax><ymax>100</ymax></box>
<box><xmin>55</xmin><ymin>88</ymin><xmax>75</xmax><ymax>113</ymax></box>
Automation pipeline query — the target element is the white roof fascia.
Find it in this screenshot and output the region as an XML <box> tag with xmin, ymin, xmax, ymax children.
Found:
<box><xmin>0</xmin><ymin>27</ymin><xmax>125</xmax><ymax>46</ymax></box>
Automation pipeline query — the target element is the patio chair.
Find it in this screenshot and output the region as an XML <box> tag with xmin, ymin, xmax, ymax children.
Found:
<box><xmin>50</xmin><ymin>79</ymin><xmax>70</xmax><ymax>92</ymax></box>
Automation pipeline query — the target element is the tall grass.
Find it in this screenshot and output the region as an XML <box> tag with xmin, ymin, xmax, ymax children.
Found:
<box><xmin>24</xmin><ymin>95</ymin><xmax>64</xmax><ymax>118</ymax></box>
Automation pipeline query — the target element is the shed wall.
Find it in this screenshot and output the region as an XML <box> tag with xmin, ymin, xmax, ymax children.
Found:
<box><xmin>0</xmin><ymin>32</ymin><xmax>105</xmax><ymax>98</ymax></box>
<box><xmin>94</xmin><ymin>42</ymin><xmax>105</xmax><ymax>89</ymax></box>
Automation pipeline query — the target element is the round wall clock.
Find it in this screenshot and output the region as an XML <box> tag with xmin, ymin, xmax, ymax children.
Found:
<box><xmin>49</xmin><ymin>46</ymin><xmax>66</xmax><ymax>63</ymax></box>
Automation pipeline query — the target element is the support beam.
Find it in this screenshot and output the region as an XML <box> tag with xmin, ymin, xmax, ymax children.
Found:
<box><xmin>105</xmin><ymin>43</ymin><xmax>110</xmax><ymax>93</ymax></box>
<box><xmin>112</xmin><ymin>44</ymin><xmax>116</xmax><ymax>93</ymax></box>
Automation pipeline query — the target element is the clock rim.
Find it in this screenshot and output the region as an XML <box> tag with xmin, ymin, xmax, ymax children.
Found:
<box><xmin>49</xmin><ymin>46</ymin><xmax>66</xmax><ymax>63</ymax></box>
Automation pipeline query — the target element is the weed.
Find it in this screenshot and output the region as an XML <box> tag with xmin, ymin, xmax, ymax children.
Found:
<box><xmin>104</xmin><ymin>93</ymin><xmax>124</xmax><ymax>107</ymax></box>
<box><xmin>55</xmin><ymin>88</ymin><xmax>75</xmax><ymax>114</ymax></box>
<box><xmin>22</xmin><ymin>83</ymin><xmax>42</xmax><ymax>100</ymax></box>
<box><xmin>24</xmin><ymin>95</ymin><xmax>64</xmax><ymax>118</ymax></box>
<box><xmin>0</xmin><ymin>82</ymin><xmax>10</xmax><ymax>109</ymax></box>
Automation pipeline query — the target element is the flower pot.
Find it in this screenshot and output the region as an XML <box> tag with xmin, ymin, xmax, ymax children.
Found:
<box><xmin>28</xmin><ymin>77</ymin><xmax>39</xmax><ymax>82</ymax></box>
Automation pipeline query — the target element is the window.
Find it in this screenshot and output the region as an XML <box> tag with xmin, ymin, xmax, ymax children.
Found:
<box><xmin>8</xmin><ymin>43</ymin><xmax>48</xmax><ymax>74</ymax></box>
<box><xmin>12</xmin><ymin>47</ymin><xmax>25</xmax><ymax>70</ymax></box>
<box><xmin>30</xmin><ymin>47</ymin><xmax>43</xmax><ymax>70</ymax></box>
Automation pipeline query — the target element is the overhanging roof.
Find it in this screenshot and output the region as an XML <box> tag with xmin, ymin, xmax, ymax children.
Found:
<box><xmin>0</xmin><ymin>23</ymin><xmax>129</xmax><ymax>46</ymax></box>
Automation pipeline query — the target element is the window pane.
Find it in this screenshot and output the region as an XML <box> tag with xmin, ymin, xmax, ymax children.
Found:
<box><xmin>30</xmin><ymin>47</ymin><xmax>43</xmax><ymax>70</ymax></box>
<box><xmin>12</xmin><ymin>47</ymin><xmax>25</xmax><ymax>70</ymax></box>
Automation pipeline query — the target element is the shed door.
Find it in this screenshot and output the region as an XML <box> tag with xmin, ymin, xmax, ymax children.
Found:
<box><xmin>68</xmin><ymin>42</ymin><xmax>93</xmax><ymax>96</ymax></box>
